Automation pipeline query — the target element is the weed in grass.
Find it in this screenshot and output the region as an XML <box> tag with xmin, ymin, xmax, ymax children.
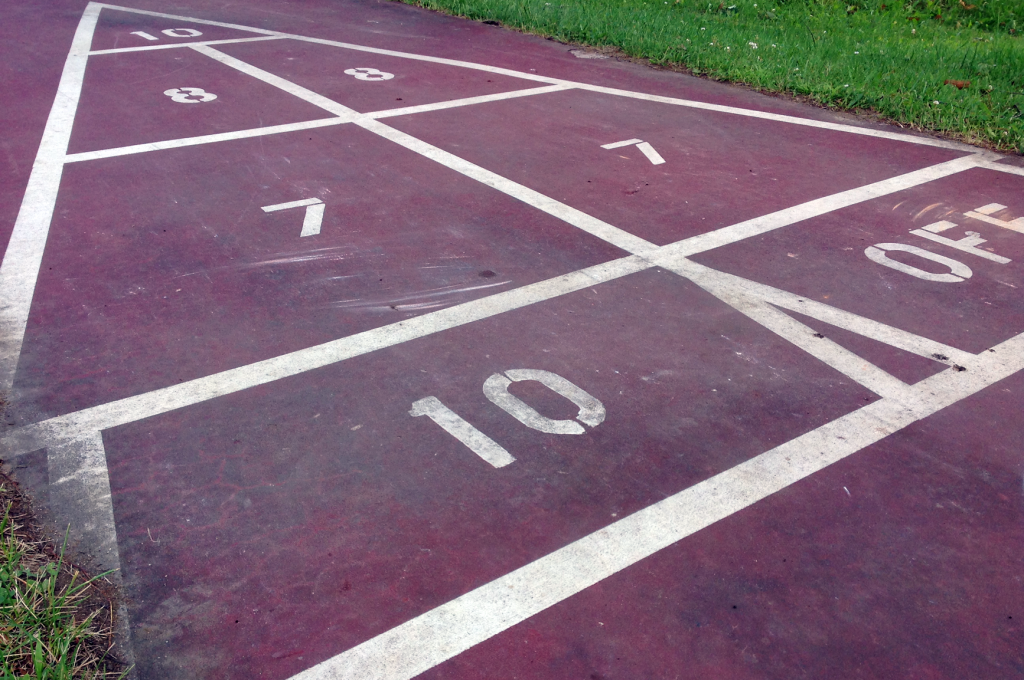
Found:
<box><xmin>0</xmin><ymin>480</ymin><xmax>128</xmax><ymax>679</ymax></box>
<box><xmin>398</xmin><ymin>0</ymin><xmax>1023</xmax><ymax>153</ymax></box>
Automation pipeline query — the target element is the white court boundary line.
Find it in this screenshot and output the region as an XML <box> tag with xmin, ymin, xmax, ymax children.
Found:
<box><xmin>0</xmin><ymin>3</ymin><xmax>100</xmax><ymax>392</ymax></box>
<box><xmin>62</xmin><ymin>85</ymin><xmax>572</xmax><ymax>164</ymax></box>
<box><xmin>0</xmin><ymin>150</ymin><xmax>1000</xmax><ymax>458</ymax></box>
<box><xmin>289</xmin><ymin>329</ymin><xmax>1024</xmax><ymax>680</ymax></box>
<box><xmin>982</xmin><ymin>161</ymin><xmax>1024</xmax><ymax>177</ymax></box>
<box><xmin>87</xmin><ymin>1</ymin><xmax>980</xmax><ymax>151</ymax></box>
<box><xmin>88</xmin><ymin>34</ymin><xmax>284</xmax><ymax>54</ymax></box>
<box><xmin>3</xmin><ymin>4</ymin><xmax>1024</xmax><ymax>680</ymax></box>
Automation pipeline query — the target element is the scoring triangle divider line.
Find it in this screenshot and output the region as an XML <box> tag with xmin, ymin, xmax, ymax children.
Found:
<box><xmin>0</xmin><ymin>3</ymin><xmax>100</xmax><ymax>393</ymax></box>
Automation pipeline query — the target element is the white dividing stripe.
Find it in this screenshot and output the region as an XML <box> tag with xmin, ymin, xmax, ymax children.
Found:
<box><xmin>0</xmin><ymin>256</ymin><xmax>651</xmax><ymax>457</ymax></box>
<box><xmin>635</xmin><ymin>141</ymin><xmax>665</xmax><ymax>165</ymax></box>
<box><xmin>96</xmin><ymin>4</ymin><xmax>988</xmax><ymax>150</ymax></box>
<box><xmin>666</xmin><ymin>259</ymin><xmax>976</xmax><ymax>367</ymax></box>
<box><xmin>46</xmin><ymin>429</ymin><xmax>136</xmax><ymax>667</ymax></box>
<box><xmin>600</xmin><ymin>138</ymin><xmax>643</xmax><ymax>149</ymax></box>
<box><xmin>189</xmin><ymin>44</ymin><xmax>359</xmax><ymax>117</ymax></box>
<box><xmin>2</xmin><ymin>149</ymin><xmax>986</xmax><ymax>457</ymax></box>
<box><xmin>268</xmin><ymin>36</ymin><xmax>976</xmax><ymax>151</ymax></box>
<box><xmin>47</xmin><ymin>431</ymin><xmax>122</xmax><ymax>577</ymax></box>
<box><xmin>89</xmin><ymin>35</ymin><xmax>285</xmax><ymax>55</ymax></box>
<box><xmin>94</xmin><ymin>2</ymin><xmax>280</xmax><ymax>35</ymax></box>
<box><xmin>179</xmin><ymin>47</ymin><xmax>655</xmax><ymax>255</ymax></box>
<box><xmin>286</xmin><ymin>330</ymin><xmax>1024</xmax><ymax>680</ymax></box>
<box><xmin>63</xmin><ymin>117</ymin><xmax>351</xmax><ymax>163</ymax></box>
<box><xmin>262</xmin><ymin>198</ymin><xmax>322</xmax><ymax>212</ymax></box>
<box><xmin>981</xmin><ymin>162</ymin><xmax>1024</xmax><ymax>177</ymax></box>
<box><xmin>709</xmin><ymin>291</ymin><xmax>908</xmax><ymax>398</ymax></box>
<box><xmin>574</xmin><ymin>83</ymin><xmax>979</xmax><ymax>152</ymax></box>
<box><xmin>0</xmin><ymin>2</ymin><xmax>101</xmax><ymax>392</ymax></box>
<box><xmin>654</xmin><ymin>154</ymin><xmax>987</xmax><ymax>260</ymax></box>
<box><xmin>672</xmin><ymin>259</ymin><xmax>911</xmax><ymax>398</ymax></box>
<box><xmin>356</xmin><ymin>118</ymin><xmax>658</xmax><ymax>255</ymax></box>
<box><xmin>369</xmin><ymin>84</ymin><xmax>572</xmax><ymax>120</ymax></box>
<box><xmin>62</xmin><ymin>87</ymin><xmax>571</xmax><ymax>164</ymax></box>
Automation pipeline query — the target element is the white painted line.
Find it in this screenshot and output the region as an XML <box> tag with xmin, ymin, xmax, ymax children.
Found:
<box><xmin>62</xmin><ymin>86</ymin><xmax>571</xmax><ymax>164</ymax></box>
<box><xmin>981</xmin><ymin>161</ymin><xmax>1024</xmax><ymax>177</ymax></box>
<box><xmin>269</xmin><ymin>21</ymin><xmax>979</xmax><ymax>151</ymax></box>
<box><xmin>88</xmin><ymin>35</ymin><xmax>284</xmax><ymax>55</ymax></box>
<box><xmin>369</xmin><ymin>84</ymin><xmax>573</xmax><ymax>120</ymax></box>
<box><xmin>286</xmin><ymin>329</ymin><xmax>1024</xmax><ymax>680</ymax></box>
<box><xmin>47</xmin><ymin>431</ymin><xmax>122</xmax><ymax>577</ymax></box>
<box><xmin>5</xmin><ymin>8</ymin><xmax>1008</xmax><ymax>680</ymax></box>
<box><xmin>2</xmin><ymin>148</ymin><xmax>987</xmax><ymax>457</ymax></box>
<box><xmin>46</xmin><ymin>429</ymin><xmax>137</xmax><ymax>668</ymax></box>
<box><xmin>671</xmin><ymin>260</ymin><xmax>911</xmax><ymax>399</ymax></box>
<box><xmin>63</xmin><ymin>117</ymin><xmax>352</xmax><ymax>163</ymax></box>
<box><xmin>96</xmin><ymin>4</ymin><xmax>987</xmax><ymax>150</ymax></box>
<box><xmin>262</xmin><ymin>197</ymin><xmax>323</xmax><ymax>212</ymax></box>
<box><xmin>655</xmin><ymin>154</ymin><xmax>988</xmax><ymax>260</ymax></box>
<box><xmin>94</xmin><ymin>2</ymin><xmax>280</xmax><ymax>35</ymax></box>
<box><xmin>357</xmin><ymin>118</ymin><xmax>658</xmax><ymax>255</ymax></box>
<box><xmin>0</xmin><ymin>256</ymin><xmax>651</xmax><ymax>457</ymax></box>
<box><xmin>184</xmin><ymin>48</ymin><xmax>655</xmax><ymax>254</ymax></box>
<box><xmin>635</xmin><ymin>141</ymin><xmax>665</xmax><ymax>165</ymax></box>
<box><xmin>0</xmin><ymin>3</ymin><xmax>100</xmax><ymax>393</ymax></box>
<box><xmin>190</xmin><ymin>44</ymin><xmax>358</xmax><ymax>117</ymax></box>
<box><xmin>574</xmin><ymin>83</ymin><xmax>979</xmax><ymax>152</ymax></box>
<box><xmin>666</xmin><ymin>259</ymin><xmax>976</xmax><ymax>368</ymax></box>
<box><xmin>410</xmin><ymin>397</ymin><xmax>515</xmax><ymax>468</ymax></box>
<box><xmin>600</xmin><ymin>138</ymin><xmax>643</xmax><ymax>149</ymax></box>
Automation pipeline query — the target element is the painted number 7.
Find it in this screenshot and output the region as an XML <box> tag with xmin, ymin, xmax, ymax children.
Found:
<box><xmin>410</xmin><ymin>369</ymin><xmax>606</xmax><ymax>468</ymax></box>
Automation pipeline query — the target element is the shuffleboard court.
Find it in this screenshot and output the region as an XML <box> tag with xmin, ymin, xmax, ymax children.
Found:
<box><xmin>1</xmin><ymin>1</ymin><xmax>1022</xmax><ymax>679</ymax></box>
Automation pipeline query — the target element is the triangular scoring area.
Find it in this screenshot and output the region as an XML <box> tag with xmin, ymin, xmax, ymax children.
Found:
<box><xmin>780</xmin><ymin>307</ymin><xmax>952</xmax><ymax>385</ymax></box>
<box><xmin>67</xmin><ymin>45</ymin><xmax>335</xmax><ymax>155</ymax></box>
<box><xmin>90</xmin><ymin>6</ymin><xmax>272</xmax><ymax>52</ymax></box>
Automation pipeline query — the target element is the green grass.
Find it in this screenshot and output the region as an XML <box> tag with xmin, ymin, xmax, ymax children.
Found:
<box><xmin>397</xmin><ymin>0</ymin><xmax>1024</xmax><ymax>152</ymax></box>
<box><xmin>0</xmin><ymin>490</ymin><xmax>127</xmax><ymax>680</ymax></box>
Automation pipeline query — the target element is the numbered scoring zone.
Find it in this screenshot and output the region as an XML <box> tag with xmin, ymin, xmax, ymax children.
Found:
<box><xmin>105</xmin><ymin>266</ymin><xmax>877</xmax><ymax>678</ymax></box>
<box><xmin>412</xmin><ymin>369</ymin><xmax>607</xmax><ymax>468</ymax></box>
<box><xmin>162</xmin><ymin>69</ymin><xmax>394</xmax><ymax>104</ymax></box>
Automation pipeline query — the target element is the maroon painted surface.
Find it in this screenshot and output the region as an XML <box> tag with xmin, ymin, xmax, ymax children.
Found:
<box><xmin>69</xmin><ymin>48</ymin><xmax>331</xmax><ymax>154</ymax></box>
<box><xmin>386</xmin><ymin>89</ymin><xmax>966</xmax><ymax>246</ymax></box>
<box><xmin>218</xmin><ymin>39</ymin><xmax>543</xmax><ymax>114</ymax></box>
<box><xmin>17</xmin><ymin>123</ymin><xmax>624</xmax><ymax>419</ymax></box>
<box><xmin>103</xmin><ymin>269</ymin><xmax>874</xmax><ymax>678</ymax></box>
<box><xmin>90</xmin><ymin>8</ymin><xmax>264</xmax><ymax>52</ymax></box>
<box><xmin>693</xmin><ymin>168</ymin><xmax>1024</xmax><ymax>354</ymax></box>
<box><xmin>1</xmin><ymin>0</ymin><xmax>1022</xmax><ymax>679</ymax></box>
<box><xmin>419</xmin><ymin>371</ymin><xmax>1024</xmax><ymax>680</ymax></box>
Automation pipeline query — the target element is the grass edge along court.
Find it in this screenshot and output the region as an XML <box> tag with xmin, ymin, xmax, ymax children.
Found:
<box><xmin>397</xmin><ymin>0</ymin><xmax>1024</xmax><ymax>154</ymax></box>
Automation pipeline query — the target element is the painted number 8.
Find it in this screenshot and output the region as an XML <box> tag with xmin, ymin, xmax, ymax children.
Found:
<box><xmin>344</xmin><ymin>67</ymin><xmax>395</xmax><ymax>81</ymax></box>
<box><xmin>163</xmin><ymin>87</ymin><xmax>217</xmax><ymax>104</ymax></box>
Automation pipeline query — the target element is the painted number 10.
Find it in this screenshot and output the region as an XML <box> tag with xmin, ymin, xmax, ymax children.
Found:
<box><xmin>131</xmin><ymin>28</ymin><xmax>204</xmax><ymax>41</ymax></box>
<box><xmin>410</xmin><ymin>369</ymin><xmax>606</xmax><ymax>469</ymax></box>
